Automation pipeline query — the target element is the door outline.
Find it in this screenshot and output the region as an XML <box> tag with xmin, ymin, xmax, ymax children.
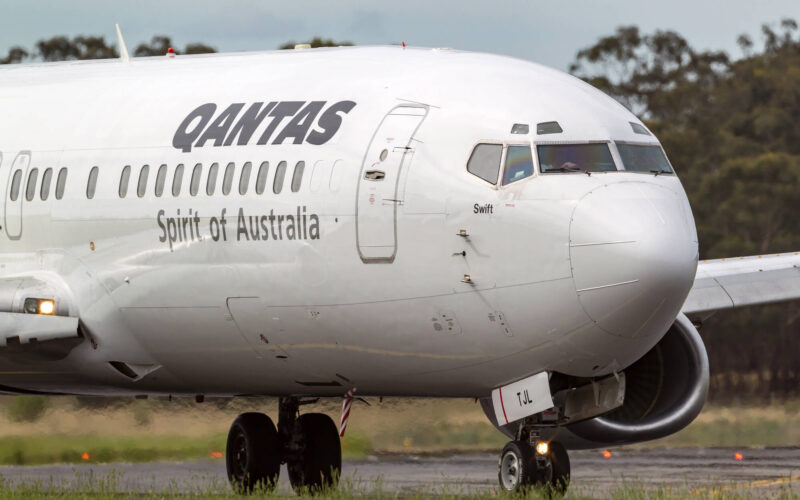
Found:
<box><xmin>355</xmin><ymin>105</ymin><xmax>428</xmax><ymax>263</ymax></box>
<box><xmin>0</xmin><ymin>152</ymin><xmax>3</xmax><ymax>235</ymax></box>
<box><xmin>4</xmin><ymin>151</ymin><xmax>31</xmax><ymax>241</ymax></box>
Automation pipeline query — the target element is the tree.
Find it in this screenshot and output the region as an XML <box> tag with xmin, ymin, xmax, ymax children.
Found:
<box><xmin>569</xmin><ymin>26</ymin><xmax>729</xmax><ymax>119</ymax></box>
<box><xmin>134</xmin><ymin>36</ymin><xmax>217</xmax><ymax>56</ymax></box>
<box><xmin>36</xmin><ymin>35</ymin><xmax>117</xmax><ymax>61</ymax></box>
<box><xmin>0</xmin><ymin>46</ymin><xmax>29</xmax><ymax>64</ymax></box>
<box><xmin>134</xmin><ymin>36</ymin><xmax>175</xmax><ymax>57</ymax></box>
<box><xmin>279</xmin><ymin>37</ymin><xmax>353</xmax><ymax>50</ymax></box>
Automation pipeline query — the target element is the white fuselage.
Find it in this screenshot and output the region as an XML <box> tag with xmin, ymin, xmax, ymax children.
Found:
<box><xmin>0</xmin><ymin>46</ymin><xmax>699</xmax><ymax>397</ymax></box>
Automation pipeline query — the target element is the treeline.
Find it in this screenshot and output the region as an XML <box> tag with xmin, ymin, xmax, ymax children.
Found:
<box><xmin>0</xmin><ymin>35</ymin><xmax>351</xmax><ymax>64</ymax></box>
<box><xmin>0</xmin><ymin>35</ymin><xmax>216</xmax><ymax>63</ymax></box>
<box><xmin>571</xmin><ymin>19</ymin><xmax>800</xmax><ymax>401</ymax></box>
<box><xmin>1</xmin><ymin>28</ymin><xmax>797</xmax><ymax>401</ymax></box>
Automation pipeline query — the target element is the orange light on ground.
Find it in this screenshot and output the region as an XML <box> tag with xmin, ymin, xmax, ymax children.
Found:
<box><xmin>81</xmin><ymin>453</ymin><xmax>90</xmax><ymax>460</ymax></box>
<box><xmin>603</xmin><ymin>450</ymin><xmax>612</xmax><ymax>459</ymax></box>
<box><xmin>210</xmin><ymin>451</ymin><xmax>223</xmax><ymax>459</ymax></box>
<box><xmin>735</xmin><ymin>452</ymin><xmax>743</xmax><ymax>461</ymax></box>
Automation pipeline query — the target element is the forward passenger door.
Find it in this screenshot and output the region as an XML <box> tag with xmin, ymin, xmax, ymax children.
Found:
<box><xmin>4</xmin><ymin>151</ymin><xmax>30</xmax><ymax>240</ymax></box>
<box><xmin>356</xmin><ymin>105</ymin><xmax>427</xmax><ymax>263</ymax></box>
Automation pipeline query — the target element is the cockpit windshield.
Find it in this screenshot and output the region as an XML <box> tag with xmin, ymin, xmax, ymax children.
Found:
<box><xmin>538</xmin><ymin>143</ymin><xmax>617</xmax><ymax>173</ymax></box>
<box><xmin>616</xmin><ymin>144</ymin><xmax>673</xmax><ymax>174</ymax></box>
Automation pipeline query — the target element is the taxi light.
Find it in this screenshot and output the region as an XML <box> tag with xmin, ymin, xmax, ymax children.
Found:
<box><xmin>535</xmin><ymin>441</ymin><xmax>549</xmax><ymax>455</ymax></box>
<box><xmin>39</xmin><ymin>300</ymin><xmax>55</xmax><ymax>315</ymax></box>
<box><xmin>23</xmin><ymin>298</ymin><xmax>55</xmax><ymax>315</ymax></box>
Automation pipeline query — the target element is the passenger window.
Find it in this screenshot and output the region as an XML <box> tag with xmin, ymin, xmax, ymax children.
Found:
<box><xmin>309</xmin><ymin>160</ymin><xmax>325</xmax><ymax>192</ymax></box>
<box><xmin>137</xmin><ymin>165</ymin><xmax>149</xmax><ymax>198</ymax></box>
<box><xmin>40</xmin><ymin>168</ymin><xmax>53</xmax><ymax>201</ymax></box>
<box><xmin>119</xmin><ymin>165</ymin><xmax>131</xmax><ymax>198</ymax></box>
<box><xmin>87</xmin><ymin>166</ymin><xmax>99</xmax><ymax>199</ymax></box>
<box><xmin>206</xmin><ymin>162</ymin><xmax>219</xmax><ymax>196</ymax></box>
<box><xmin>273</xmin><ymin>161</ymin><xmax>287</xmax><ymax>194</ymax></box>
<box><xmin>9</xmin><ymin>170</ymin><xmax>22</xmax><ymax>201</ymax></box>
<box><xmin>55</xmin><ymin>168</ymin><xmax>67</xmax><ymax>200</ymax></box>
<box><xmin>222</xmin><ymin>162</ymin><xmax>235</xmax><ymax>195</ymax></box>
<box><xmin>239</xmin><ymin>162</ymin><xmax>252</xmax><ymax>195</ymax></box>
<box><xmin>190</xmin><ymin>163</ymin><xmax>202</xmax><ymax>196</ymax></box>
<box><xmin>291</xmin><ymin>161</ymin><xmax>305</xmax><ymax>192</ymax></box>
<box><xmin>26</xmin><ymin>168</ymin><xmax>39</xmax><ymax>201</ymax></box>
<box><xmin>467</xmin><ymin>144</ymin><xmax>502</xmax><ymax>184</ymax></box>
<box><xmin>329</xmin><ymin>160</ymin><xmax>344</xmax><ymax>192</ymax></box>
<box><xmin>502</xmin><ymin>146</ymin><xmax>534</xmax><ymax>185</ymax></box>
<box><xmin>172</xmin><ymin>164</ymin><xmax>184</xmax><ymax>196</ymax></box>
<box><xmin>155</xmin><ymin>164</ymin><xmax>167</xmax><ymax>197</ymax></box>
<box><xmin>255</xmin><ymin>162</ymin><xmax>269</xmax><ymax>194</ymax></box>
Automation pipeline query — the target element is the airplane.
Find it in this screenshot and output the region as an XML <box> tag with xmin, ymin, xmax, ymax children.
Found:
<box><xmin>1</xmin><ymin>36</ymin><xmax>799</xmax><ymax>495</ymax></box>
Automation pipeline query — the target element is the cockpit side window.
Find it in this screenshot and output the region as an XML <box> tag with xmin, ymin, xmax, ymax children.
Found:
<box><xmin>538</xmin><ymin>143</ymin><xmax>616</xmax><ymax>173</ymax></box>
<box><xmin>616</xmin><ymin>143</ymin><xmax>673</xmax><ymax>174</ymax></box>
<box><xmin>502</xmin><ymin>145</ymin><xmax>534</xmax><ymax>185</ymax></box>
<box><xmin>467</xmin><ymin>144</ymin><xmax>502</xmax><ymax>184</ymax></box>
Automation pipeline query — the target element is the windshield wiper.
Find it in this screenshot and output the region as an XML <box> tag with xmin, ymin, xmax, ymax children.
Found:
<box><xmin>545</xmin><ymin>167</ymin><xmax>583</xmax><ymax>173</ymax></box>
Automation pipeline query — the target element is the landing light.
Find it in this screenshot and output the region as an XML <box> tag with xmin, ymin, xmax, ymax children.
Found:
<box><xmin>23</xmin><ymin>298</ymin><xmax>55</xmax><ymax>315</ymax></box>
<box><xmin>535</xmin><ymin>441</ymin><xmax>549</xmax><ymax>455</ymax></box>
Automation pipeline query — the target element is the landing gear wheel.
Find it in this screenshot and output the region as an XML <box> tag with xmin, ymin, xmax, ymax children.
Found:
<box><xmin>548</xmin><ymin>441</ymin><xmax>570</xmax><ymax>495</ymax></box>
<box><xmin>226</xmin><ymin>412</ymin><xmax>281</xmax><ymax>494</ymax></box>
<box><xmin>287</xmin><ymin>413</ymin><xmax>342</xmax><ymax>494</ymax></box>
<box><xmin>498</xmin><ymin>441</ymin><xmax>537</xmax><ymax>492</ymax></box>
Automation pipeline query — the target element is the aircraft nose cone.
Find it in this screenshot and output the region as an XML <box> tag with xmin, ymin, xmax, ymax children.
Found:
<box><xmin>569</xmin><ymin>182</ymin><xmax>698</xmax><ymax>338</ymax></box>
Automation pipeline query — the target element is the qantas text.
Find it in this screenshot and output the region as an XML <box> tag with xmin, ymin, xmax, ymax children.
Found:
<box><xmin>156</xmin><ymin>207</ymin><xmax>320</xmax><ymax>251</ymax></box>
<box><xmin>172</xmin><ymin>101</ymin><xmax>356</xmax><ymax>153</ymax></box>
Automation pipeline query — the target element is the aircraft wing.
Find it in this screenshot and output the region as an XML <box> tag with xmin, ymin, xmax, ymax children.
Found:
<box><xmin>682</xmin><ymin>253</ymin><xmax>800</xmax><ymax>321</ymax></box>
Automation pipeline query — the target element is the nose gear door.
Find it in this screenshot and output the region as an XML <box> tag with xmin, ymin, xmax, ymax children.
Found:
<box><xmin>356</xmin><ymin>105</ymin><xmax>427</xmax><ymax>263</ymax></box>
<box><xmin>4</xmin><ymin>151</ymin><xmax>30</xmax><ymax>240</ymax></box>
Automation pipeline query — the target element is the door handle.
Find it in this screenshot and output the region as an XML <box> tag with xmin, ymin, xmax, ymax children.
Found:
<box><xmin>364</xmin><ymin>170</ymin><xmax>386</xmax><ymax>181</ymax></box>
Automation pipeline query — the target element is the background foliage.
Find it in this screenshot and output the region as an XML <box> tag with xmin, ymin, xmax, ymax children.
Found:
<box><xmin>0</xmin><ymin>27</ymin><xmax>797</xmax><ymax>400</ymax></box>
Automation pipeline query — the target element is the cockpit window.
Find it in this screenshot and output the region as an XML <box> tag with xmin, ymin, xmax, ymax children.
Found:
<box><xmin>502</xmin><ymin>145</ymin><xmax>534</xmax><ymax>185</ymax></box>
<box><xmin>467</xmin><ymin>144</ymin><xmax>502</xmax><ymax>184</ymax></box>
<box><xmin>616</xmin><ymin>143</ymin><xmax>673</xmax><ymax>174</ymax></box>
<box><xmin>538</xmin><ymin>143</ymin><xmax>616</xmax><ymax>173</ymax></box>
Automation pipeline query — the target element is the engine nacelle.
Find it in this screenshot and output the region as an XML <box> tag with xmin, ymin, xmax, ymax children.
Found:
<box><xmin>561</xmin><ymin>313</ymin><xmax>709</xmax><ymax>448</ymax></box>
<box><xmin>482</xmin><ymin>314</ymin><xmax>709</xmax><ymax>449</ymax></box>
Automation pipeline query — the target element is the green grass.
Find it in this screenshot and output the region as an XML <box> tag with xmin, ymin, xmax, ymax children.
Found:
<box><xmin>0</xmin><ymin>477</ymin><xmax>793</xmax><ymax>500</ymax></box>
<box><xmin>0</xmin><ymin>434</ymin><xmax>227</xmax><ymax>465</ymax></box>
<box><xmin>0</xmin><ymin>397</ymin><xmax>795</xmax><ymax>466</ymax></box>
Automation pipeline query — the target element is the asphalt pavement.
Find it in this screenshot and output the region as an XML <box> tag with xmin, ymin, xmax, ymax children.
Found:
<box><xmin>0</xmin><ymin>447</ymin><xmax>797</xmax><ymax>497</ymax></box>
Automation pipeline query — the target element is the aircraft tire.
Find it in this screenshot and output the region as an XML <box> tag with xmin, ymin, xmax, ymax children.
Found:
<box><xmin>498</xmin><ymin>440</ymin><xmax>537</xmax><ymax>492</ymax></box>
<box><xmin>226</xmin><ymin>412</ymin><xmax>281</xmax><ymax>494</ymax></box>
<box><xmin>548</xmin><ymin>441</ymin><xmax>570</xmax><ymax>495</ymax></box>
<box><xmin>287</xmin><ymin>412</ymin><xmax>342</xmax><ymax>493</ymax></box>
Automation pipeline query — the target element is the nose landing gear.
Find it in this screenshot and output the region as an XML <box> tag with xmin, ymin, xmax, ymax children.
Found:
<box><xmin>226</xmin><ymin>397</ymin><xmax>341</xmax><ymax>495</ymax></box>
<box><xmin>498</xmin><ymin>438</ymin><xmax>570</xmax><ymax>495</ymax></box>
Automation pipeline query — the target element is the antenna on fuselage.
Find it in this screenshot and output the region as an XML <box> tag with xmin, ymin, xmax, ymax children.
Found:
<box><xmin>116</xmin><ymin>24</ymin><xmax>130</xmax><ymax>63</ymax></box>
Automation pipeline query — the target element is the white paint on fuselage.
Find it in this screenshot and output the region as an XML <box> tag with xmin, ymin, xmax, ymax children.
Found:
<box><xmin>0</xmin><ymin>47</ymin><xmax>698</xmax><ymax>397</ymax></box>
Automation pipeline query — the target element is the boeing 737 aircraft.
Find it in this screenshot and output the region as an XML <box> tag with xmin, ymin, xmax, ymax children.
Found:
<box><xmin>1</xmin><ymin>38</ymin><xmax>799</xmax><ymax>495</ymax></box>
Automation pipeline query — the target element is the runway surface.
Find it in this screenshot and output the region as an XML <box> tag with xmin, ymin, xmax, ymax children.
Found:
<box><xmin>0</xmin><ymin>448</ymin><xmax>797</xmax><ymax>497</ymax></box>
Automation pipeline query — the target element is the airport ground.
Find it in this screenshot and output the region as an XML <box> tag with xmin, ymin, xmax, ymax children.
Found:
<box><xmin>0</xmin><ymin>397</ymin><xmax>797</xmax><ymax>498</ymax></box>
<box><xmin>0</xmin><ymin>448</ymin><xmax>797</xmax><ymax>498</ymax></box>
